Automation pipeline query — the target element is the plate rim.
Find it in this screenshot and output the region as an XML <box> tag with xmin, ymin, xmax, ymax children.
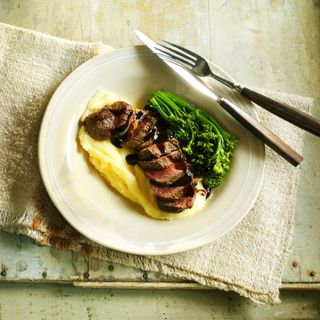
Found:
<box><xmin>38</xmin><ymin>45</ymin><xmax>265</xmax><ymax>255</ymax></box>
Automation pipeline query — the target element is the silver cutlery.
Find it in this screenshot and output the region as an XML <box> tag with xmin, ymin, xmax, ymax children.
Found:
<box><xmin>156</xmin><ymin>39</ymin><xmax>320</xmax><ymax>138</ymax></box>
<box><xmin>136</xmin><ymin>30</ymin><xmax>303</xmax><ymax>166</ymax></box>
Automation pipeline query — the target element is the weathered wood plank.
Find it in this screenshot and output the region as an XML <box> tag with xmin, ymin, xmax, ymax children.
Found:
<box><xmin>73</xmin><ymin>281</ymin><xmax>320</xmax><ymax>290</ymax></box>
<box><xmin>0</xmin><ymin>282</ymin><xmax>320</xmax><ymax>320</ymax></box>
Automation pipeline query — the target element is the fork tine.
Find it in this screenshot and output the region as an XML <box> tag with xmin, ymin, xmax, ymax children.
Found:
<box><xmin>157</xmin><ymin>41</ymin><xmax>196</xmax><ymax>65</ymax></box>
<box><xmin>160</xmin><ymin>39</ymin><xmax>201</xmax><ymax>61</ymax></box>
<box><xmin>155</xmin><ymin>45</ymin><xmax>194</xmax><ymax>68</ymax></box>
<box><xmin>157</xmin><ymin>53</ymin><xmax>193</xmax><ymax>71</ymax></box>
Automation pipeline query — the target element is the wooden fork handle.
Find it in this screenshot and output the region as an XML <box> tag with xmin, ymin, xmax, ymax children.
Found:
<box><xmin>217</xmin><ymin>97</ymin><xmax>303</xmax><ymax>166</ymax></box>
<box><xmin>239</xmin><ymin>87</ymin><xmax>320</xmax><ymax>137</ymax></box>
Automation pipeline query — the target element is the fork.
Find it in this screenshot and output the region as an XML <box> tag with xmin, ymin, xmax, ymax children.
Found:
<box><xmin>136</xmin><ymin>39</ymin><xmax>302</xmax><ymax>166</ymax></box>
<box><xmin>156</xmin><ymin>40</ymin><xmax>320</xmax><ymax>138</ymax></box>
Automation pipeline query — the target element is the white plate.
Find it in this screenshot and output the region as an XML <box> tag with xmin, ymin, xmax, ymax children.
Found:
<box><xmin>39</xmin><ymin>46</ymin><xmax>265</xmax><ymax>255</ymax></box>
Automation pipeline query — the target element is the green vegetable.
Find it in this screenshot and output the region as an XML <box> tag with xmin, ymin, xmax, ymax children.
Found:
<box><xmin>148</xmin><ymin>90</ymin><xmax>238</xmax><ymax>188</ymax></box>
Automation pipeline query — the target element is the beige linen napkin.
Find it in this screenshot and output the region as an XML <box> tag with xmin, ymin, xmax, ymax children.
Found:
<box><xmin>0</xmin><ymin>22</ymin><xmax>314</xmax><ymax>304</ymax></box>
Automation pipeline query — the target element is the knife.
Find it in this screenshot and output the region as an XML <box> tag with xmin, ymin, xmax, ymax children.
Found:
<box><xmin>135</xmin><ymin>30</ymin><xmax>303</xmax><ymax>166</ymax></box>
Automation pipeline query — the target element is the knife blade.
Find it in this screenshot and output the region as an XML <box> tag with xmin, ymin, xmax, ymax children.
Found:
<box><xmin>135</xmin><ymin>30</ymin><xmax>221</xmax><ymax>102</ymax></box>
<box><xmin>135</xmin><ymin>30</ymin><xmax>303</xmax><ymax>166</ymax></box>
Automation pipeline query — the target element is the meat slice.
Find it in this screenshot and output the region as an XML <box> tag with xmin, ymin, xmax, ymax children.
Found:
<box><xmin>113</xmin><ymin>110</ymin><xmax>135</xmax><ymax>137</ymax></box>
<box><xmin>138</xmin><ymin>149</ymin><xmax>186</xmax><ymax>170</ymax></box>
<box><xmin>85</xmin><ymin>107</ymin><xmax>116</xmax><ymax>140</ymax></box>
<box><xmin>157</xmin><ymin>194</ymin><xmax>196</xmax><ymax>213</ymax></box>
<box><xmin>138</xmin><ymin>138</ymin><xmax>180</xmax><ymax>159</ymax></box>
<box><xmin>150</xmin><ymin>184</ymin><xmax>193</xmax><ymax>200</ymax></box>
<box><xmin>124</xmin><ymin>112</ymin><xmax>158</xmax><ymax>150</ymax></box>
<box><xmin>169</xmin><ymin>167</ymin><xmax>196</xmax><ymax>187</ymax></box>
<box><xmin>85</xmin><ymin>101</ymin><xmax>134</xmax><ymax>141</ymax></box>
<box><xmin>109</xmin><ymin>101</ymin><xmax>131</xmax><ymax>112</ymax></box>
<box><xmin>144</xmin><ymin>162</ymin><xmax>187</xmax><ymax>186</ymax></box>
<box><xmin>135</xmin><ymin>125</ymin><xmax>160</xmax><ymax>150</ymax></box>
<box><xmin>113</xmin><ymin>107</ymin><xmax>132</xmax><ymax>130</ymax></box>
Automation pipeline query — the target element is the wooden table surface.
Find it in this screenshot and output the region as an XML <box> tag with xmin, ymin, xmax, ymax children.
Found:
<box><xmin>0</xmin><ymin>0</ymin><xmax>319</xmax><ymax>319</ymax></box>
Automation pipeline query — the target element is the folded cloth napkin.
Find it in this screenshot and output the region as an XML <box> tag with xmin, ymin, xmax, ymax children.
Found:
<box><xmin>0</xmin><ymin>22</ymin><xmax>314</xmax><ymax>304</ymax></box>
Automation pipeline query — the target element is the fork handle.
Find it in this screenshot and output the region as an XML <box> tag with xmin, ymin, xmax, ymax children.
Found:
<box><xmin>217</xmin><ymin>97</ymin><xmax>303</xmax><ymax>166</ymax></box>
<box><xmin>238</xmin><ymin>87</ymin><xmax>320</xmax><ymax>137</ymax></box>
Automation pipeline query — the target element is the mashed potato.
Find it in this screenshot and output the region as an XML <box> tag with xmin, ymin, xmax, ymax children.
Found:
<box><xmin>78</xmin><ymin>90</ymin><xmax>207</xmax><ymax>220</ymax></box>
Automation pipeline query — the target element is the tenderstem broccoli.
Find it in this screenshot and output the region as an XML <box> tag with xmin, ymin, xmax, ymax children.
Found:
<box><xmin>148</xmin><ymin>90</ymin><xmax>238</xmax><ymax>188</ymax></box>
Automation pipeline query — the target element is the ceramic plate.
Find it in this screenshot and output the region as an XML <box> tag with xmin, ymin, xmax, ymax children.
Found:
<box><xmin>38</xmin><ymin>46</ymin><xmax>265</xmax><ymax>255</ymax></box>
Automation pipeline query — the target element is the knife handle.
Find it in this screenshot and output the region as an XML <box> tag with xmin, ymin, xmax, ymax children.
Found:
<box><xmin>238</xmin><ymin>87</ymin><xmax>320</xmax><ymax>137</ymax></box>
<box><xmin>217</xmin><ymin>97</ymin><xmax>303</xmax><ymax>166</ymax></box>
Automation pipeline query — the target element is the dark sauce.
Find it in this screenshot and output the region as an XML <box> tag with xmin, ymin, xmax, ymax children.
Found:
<box><xmin>126</xmin><ymin>154</ymin><xmax>140</xmax><ymax>165</ymax></box>
<box><xmin>143</xmin><ymin>126</ymin><xmax>159</xmax><ymax>142</ymax></box>
<box><xmin>164</xmin><ymin>168</ymin><xmax>194</xmax><ymax>187</ymax></box>
<box><xmin>111</xmin><ymin>135</ymin><xmax>125</xmax><ymax>148</ymax></box>
<box><xmin>205</xmin><ymin>187</ymin><xmax>212</xmax><ymax>199</ymax></box>
<box><xmin>202</xmin><ymin>180</ymin><xmax>212</xmax><ymax>198</ymax></box>
<box><xmin>137</xmin><ymin>152</ymin><xmax>153</xmax><ymax>161</ymax></box>
<box><xmin>185</xmin><ymin>186</ymin><xmax>196</xmax><ymax>196</ymax></box>
<box><xmin>144</xmin><ymin>104</ymin><xmax>152</xmax><ymax>111</ymax></box>
<box><xmin>136</xmin><ymin>111</ymin><xmax>144</xmax><ymax>119</ymax></box>
<box><xmin>154</xmin><ymin>129</ymin><xmax>172</xmax><ymax>143</ymax></box>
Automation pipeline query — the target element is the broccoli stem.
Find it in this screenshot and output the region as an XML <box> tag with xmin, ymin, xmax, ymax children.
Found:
<box><xmin>149</xmin><ymin>97</ymin><xmax>172</xmax><ymax>120</ymax></box>
<box><xmin>162</xmin><ymin>91</ymin><xmax>226</xmax><ymax>131</ymax></box>
<box><xmin>153</xmin><ymin>91</ymin><xmax>185</xmax><ymax>118</ymax></box>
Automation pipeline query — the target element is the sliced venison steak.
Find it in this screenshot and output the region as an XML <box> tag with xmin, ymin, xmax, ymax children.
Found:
<box><xmin>85</xmin><ymin>101</ymin><xmax>133</xmax><ymax>140</ymax></box>
<box><xmin>84</xmin><ymin>102</ymin><xmax>199</xmax><ymax>213</ymax></box>
<box><xmin>109</xmin><ymin>101</ymin><xmax>132</xmax><ymax>112</ymax></box>
<box><xmin>138</xmin><ymin>149</ymin><xmax>186</xmax><ymax>170</ymax></box>
<box><xmin>150</xmin><ymin>184</ymin><xmax>194</xmax><ymax>200</ymax></box>
<box><xmin>169</xmin><ymin>167</ymin><xmax>196</xmax><ymax>187</ymax></box>
<box><xmin>114</xmin><ymin>111</ymin><xmax>135</xmax><ymax>137</ymax></box>
<box><xmin>112</xmin><ymin>104</ymin><xmax>134</xmax><ymax>135</ymax></box>
<box><xmin>124</xmin><ymin>112</ymin><xmax>158</xmax><ymax>150</ymax></box>
<box><xmin>144</xmin><ymin>162</ymin><xmax>187</xmax><ymax>186</ymax></box>
<box><xmin>138</xmin><ymin>138</ymin><xmax>180</xmax><ymax>159</ymax></box>
<box><xmin>85</xmin><ymin>107</ymin><xmax>116</xmax><ymax>140</ymax></box>
<box><xmin>157</xmin><ymin>194</ymin><xmax>196</xmax><ymax>213</ymax></box>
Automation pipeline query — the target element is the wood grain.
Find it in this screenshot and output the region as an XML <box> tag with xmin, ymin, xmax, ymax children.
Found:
<box><xmin>1</xmin><ymin>282</ymin><xmax>320</xmax><ymax>319</ymax></box>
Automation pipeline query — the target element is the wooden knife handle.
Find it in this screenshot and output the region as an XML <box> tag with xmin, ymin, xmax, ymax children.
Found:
<box><xmin>240</xmin><ymin>87</ymin><xmax>320</xmax><ymax>137</ymax></box>
<box><xmin>217</xmin><ymin>97</ymin><xmax>303</xmax><ymax>166</ymax></box>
